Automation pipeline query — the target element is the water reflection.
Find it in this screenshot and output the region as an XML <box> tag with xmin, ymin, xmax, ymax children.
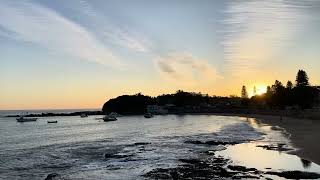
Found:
<box><xmin>216</xmin><ymin>143</ymin><xmax>320</xmax><ymax>172</ymax></box>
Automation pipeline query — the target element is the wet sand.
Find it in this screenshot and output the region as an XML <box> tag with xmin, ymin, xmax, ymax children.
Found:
<box><xmin>231</xmin><ymin>114</ymin><xmax>320</xmax><ymax>165</ymax></box>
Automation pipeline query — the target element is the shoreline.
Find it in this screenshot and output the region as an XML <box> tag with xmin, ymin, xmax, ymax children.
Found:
<box><xmin>212</xmin><ymin>113</ymin><xmax>320</xmax><ymax>165</ymax></box>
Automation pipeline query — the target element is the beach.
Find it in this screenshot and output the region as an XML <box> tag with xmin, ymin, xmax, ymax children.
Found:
<box><xmin>251</xmin><ymin>114</ymin><xmax>320</xmax><ymax>165</ymax></box>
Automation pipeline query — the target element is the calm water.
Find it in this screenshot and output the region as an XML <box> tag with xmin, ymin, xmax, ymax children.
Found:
<box><xmin>0</xmin><ymin>114</ymin><xmax>319</xmax><ymax>179</ymax></box>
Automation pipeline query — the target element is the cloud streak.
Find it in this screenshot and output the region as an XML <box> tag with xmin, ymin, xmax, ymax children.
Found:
<box><xmin>222</xmin><ymin>0</ymin><xmax>309</xmax><ymax>75</ymax></box>
<box><xmin>78</xmin><ymin>0</ymin><xmax>150</xmax><ymax>53</ymax></box>
<box><xmin>0</xmin><ymin>0</ymin><xmax>122</xmax><ymax>66</ymax></box>
<box><xmin>156</xmin><ymin>53</ymin><xmax>220</xmax><ymax>87</ymax></box>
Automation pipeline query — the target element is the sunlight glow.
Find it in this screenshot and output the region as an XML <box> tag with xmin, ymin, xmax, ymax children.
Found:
<box><xmin>250</xmin><ymin>85</ymin><xmax>267</xmax><ymax>97</ymax></box>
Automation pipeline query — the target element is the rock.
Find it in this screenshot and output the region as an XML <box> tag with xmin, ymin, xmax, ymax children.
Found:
<box><xmin>144</xmin><ymin>157</ymin><xmax>238</xmax><ymax>179</ymax></box>
<box><xmin>134</xmin><ymin>142</ymin><xmax>151</xmax><ymax>146</ymax></box>
<box><xmin>256</xmin><ymin>144</ymin><xmax>293</xmax><ymax>152</ymax></box>
<box><xmin>104</xmin><ymin>153</ymin><xmax>133</xmax><ymax>159</ymax></box>
<box><xmin>184</xmin><ymin>140</ymin><xmax>203</xmax><ymax>144</ymax></box>
<box><xmin>270</xmin><ymin>126</ymin><xmax>283</xmax><ymax>131</ymax></box>
<box><xmin>265</xmin><ymin>171</ymin><xmax>320</xmax><ymax>179</ymax></box>
<box><xmin>205</xmin><ymin>140</ymin><xmax>237</xmax><ymax>145</ymax></box>
<box><xmin>179</xmin><ymin>158</ymin><xmax>203</xmax><ymax>164</ymax></box>
<box><xmin>232</xmin><ymin>175</ymin><xmax>260</xmax><ymax>179</ymax></box>
<box><xmin>185</xmin><ymin>140</ymin><xmax>238</xmax><ymax>146</ymax></box>
<box><xmin>44</xmin><ymin>173</ymin><xmax>61</xmax><ymax>180</ymax></box>
<box><xmin>227</xmin><ymin>165</ymin><xmax>257</xmax><ymax>172</ymax></box>
<box><xmin>205</xmin><ymin>150</ymin><xmax>215</xmax><ymax>155</ymax></box>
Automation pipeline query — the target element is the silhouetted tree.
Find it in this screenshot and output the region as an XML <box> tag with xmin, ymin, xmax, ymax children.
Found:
<box><xmin>269</xmin><ymin>80</ymin><xmax>287</xmax><ymax>108</ymax></box>
<box><xmin>296</xmin><ymin>69</ymin><xmax>309</xmax><ymax>87</ymax></box>
<box><xmin>241</xmin><ymin>86</ymin><xmax>248</xmax><ymax>99</ymax></box>
<box><xmin>102</xmin><ymin>93</ymin><xmax>155</xmax><ymax>114</ymax></box>
<box><xmin>253</xmin><ymin>86</ymin><xmax>257</xmax><ymax>96</ymax></box>
<box><xmin>241</xmin><ymin>86</ymin><xmax>249</xmax><ymax>106</ymax></box>
<box><xmin>285</xmin><ymin>81</ymin><xmax>294</xmax><ymax>105</ymax></box>
<box><xmin>265</xmin><ymin>86</ymin><xmax>273</xmax><ymax>107</ymax></box>
<box><xmin>286</xmin><ymin>81</ymin><xmax>293</xmax><ymax>90</ymax></box>
<box><xmin>292</xmin><ymin>70</ymin><xmax>319</xmax><ymax>109</ymax></box>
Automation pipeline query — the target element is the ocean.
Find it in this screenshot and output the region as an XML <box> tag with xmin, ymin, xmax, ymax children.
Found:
<box><xmin>0</xmin><ymin>113</ymin><xmax>320</xmax><ymax>179</ymax></box>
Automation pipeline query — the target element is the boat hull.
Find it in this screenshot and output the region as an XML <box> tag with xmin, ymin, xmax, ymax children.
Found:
<box><xmin>16</xmin><ymin>118</ymin><xmax>37</xmax><ymax>122</ymax></box>
<box><xmin>47</xmin><ymin>121</ymin><xmax>58</xmax><ymax>123</ymax></box>
<box><xmin>103</xmin><ymin>118</ymin><xmax>117</xmax><ymax>122</ymax></box>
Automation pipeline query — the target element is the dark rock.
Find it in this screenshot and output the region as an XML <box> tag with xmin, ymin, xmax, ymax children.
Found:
<box><xmin>104</xmin><ymin>153</ymin><xmax>133</xmax><ymax>159</ymax></box>
<box><xmin>134</xmin><ymin>142</ymin><xmax>151</xmax><ymax>146</ymax></box>
<box><xmin>205</xmin><ymin>150</ymin><xmax>215</xmax><ymax>155</ymax></box>
<box><xmin>232</xmin><ymin>175</ymin><xmax>260</xmax><ymax>179</ymax></box>
<box><xmin>227</xmin><ymin>165</ymin><xmax>257</xmax><ymax>172</ymax></box>
<box><xmin>205</xmin><ymin>140</ymin><xmax>237</xmax><ymax>145</ymax></box>
<box><xmin>144</xmin><ymin>156</ymin><xmax>240</xmax><ymax>179</ymax></box>
<box><xmin>179</xmin><ymin>158</ymin><xmax>202</xmax><ymax>164</ymax></box>
<box><xmin>184</xmin><ymin>140</ymin><xmax>204</xmax><ymax>144</ymax></box>
<box><xmin>265</xmin><ymin>171</ymin><xmax>320</xmax><ymax>179</ymax></box>
<box><xmin>185</xmin><ymin>140</ymin><xmax>238</xmax><ymax>146</ymax></box>
<box><xmin>44</xmin><ymin>173</ymin><xmax>61</xmax><ymax>180</ymax></box>
<box><xmin>256</xmin><ymin>144</ymin><xmax>293</xmax><ymax>152</ymax></box>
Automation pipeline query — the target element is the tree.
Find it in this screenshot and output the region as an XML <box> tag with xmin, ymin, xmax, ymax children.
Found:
<box><xmin>241</xmin><ymin>86</ymin><xmax>248</xmax><ymax>99</ymax></box>
<box><xmin>286</xmin><ymin>81</ymin><xmax>293</xmax><ymax>90</ymax></box>
<box><xmin>296</xmin><ymin>69</ymin><xmax>309</xmax><ymax>87</ymax></box>
<box><xmin>253</xmin><ymin>86</ymin><xmax>257</xmax><ymax>96</ymax></box>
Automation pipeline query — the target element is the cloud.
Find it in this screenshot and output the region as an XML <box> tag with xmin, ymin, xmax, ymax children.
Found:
<box><xmin>156</xmin><ymin>53</ymin><xmax>220</xmax><ymax>87</ymax></box>
<box><xmin>78</xmin><ymin>0</ymin><xmax>149</xmax><ymax>52</ymax></box>
<box><xmin>222</xmin><ymin>0</ymin><xmax>308</xmax><ymax>75</ymax></box>
<box><xmin>0</xmin><ymin>1</ymin><xmax>122</xmax><ymax>66</ymax></box>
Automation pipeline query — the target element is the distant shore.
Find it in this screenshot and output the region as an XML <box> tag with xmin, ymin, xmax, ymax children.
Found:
<box><xmin>5</xmin><ymin>110</ymin><xmax>103</xmax><ymax>117</ymax></box>
<box><xmin>5</xmin><ymin>108</ymin><xmax>320</xmax><ymax>119</ymax></box>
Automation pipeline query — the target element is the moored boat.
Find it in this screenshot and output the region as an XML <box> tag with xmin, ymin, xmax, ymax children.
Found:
<box><xmin>144</xmin><ymin>113</ymin><xmax>153</xmax><ymax>118</ymax></box>
<box><xmin>103</xmin><ymin>114</ymin><xmax>117</xmax><ymax>122</ymax></box>
<box><xmin>16</xmin><ymin>116</ymin><xmax>37</xmax><ymax>122</ymax></box>
<box><xmin>80</xmin><ymin>113</ymin><xmax>88</xmax><ymax>118</ymax></box>
<box><xmin>47</xmin><ymin>120</ymin><xmax>58</xmax><ymax>123</ymax></box>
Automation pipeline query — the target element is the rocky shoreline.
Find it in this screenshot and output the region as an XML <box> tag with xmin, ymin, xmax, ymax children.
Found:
<box><xmin>143</xmin><ymin>140</ymin><xmax>320</xmax><ymax>180</ymax></box>
<box><xmin>42</xmin><ymin>139</ymin><xmax>320</xmax><ymax>180</ymax></box>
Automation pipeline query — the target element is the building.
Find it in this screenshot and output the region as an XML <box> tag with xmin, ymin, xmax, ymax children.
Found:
<box><xmin>147</xmin><ymin>105</ymin><xmax>168</xmax><ymax>114</ymax></box>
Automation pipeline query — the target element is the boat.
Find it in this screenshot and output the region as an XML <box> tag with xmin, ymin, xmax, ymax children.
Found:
<box><xmin>47</xmin><ymin>120</ymin><xmax>58</xmax><ymax>123</ymax></box>
<box><xmin>109</xmin><ymin>112</ymin><xmax>121</xmax><ymax>117</ymax></box>
<box><xmin>16</xmin><ymin>116</ymin><xmax>37</xmax><ymax>122</ymax></box>
<box><xmin>80</xmin><ymin>113</ymin><xmax>88</xmax><ymax>118</ymax></box>
<box><xmin>103</xmin><ymin>114</ymin><xmax>117</xmax><ymax>122</ymax></box>
<box><xmin>144</xmin><ymin>113</ymin><xmax>153</xmax><ymax>118</ymax></box>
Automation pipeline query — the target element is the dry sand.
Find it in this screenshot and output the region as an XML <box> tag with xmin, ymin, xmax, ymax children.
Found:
<box><xmin>246</xmin><ymin>114</ymin><xmax>320</xmax><ymax>165</ymax></box>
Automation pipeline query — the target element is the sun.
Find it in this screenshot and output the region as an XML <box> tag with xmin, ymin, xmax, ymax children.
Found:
<box><xmin>250</xmin><ymin>85</ymin><xmax>267</xmax><ymax>97</ymax></box>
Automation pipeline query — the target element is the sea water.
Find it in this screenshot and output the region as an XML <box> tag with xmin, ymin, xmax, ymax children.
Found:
<box><xmin>0</xmin><ymin>114</ymin><xmax>319</xmax><ymax>179</ymax></box>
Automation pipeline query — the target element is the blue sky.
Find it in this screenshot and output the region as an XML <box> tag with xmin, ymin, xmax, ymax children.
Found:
<box><xmin>0</xmin><ymin>0</ymin><xmax>320</xmax><ymax>109</ymax></box>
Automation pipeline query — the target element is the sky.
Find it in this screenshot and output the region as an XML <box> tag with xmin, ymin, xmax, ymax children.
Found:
<box><xmin>0</xmin><ymin>0</ymin><xmax>320</xmax><ymax>110</ymax></box>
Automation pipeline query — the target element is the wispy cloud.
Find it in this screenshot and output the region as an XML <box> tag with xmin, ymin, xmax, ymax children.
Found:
<box><xmin>222</xmin><ymin>0</ymin><xmax>309</xmax><ymax>75</ymax></box>
<box><xmin>0</xmin><ymin>0</ymin><xmax>122</xmax><ymax>66</ymax></box>
<box><xmin>156</xmin><ymin>53</ymin><xmax>220</xmax><ymax>87</ymax></box>
<box><xmin>78</xmin><ymin>0</ymin><xmax>150</xmax><ymax>52</ymax></box>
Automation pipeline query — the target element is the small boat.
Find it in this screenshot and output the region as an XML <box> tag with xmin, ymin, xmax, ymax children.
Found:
<box><xmin>80</xmin><ymin>113</ymin><xmax>88</xmax><ymax>118</ymax></box>
<box><xmin>144</xmin><ymin>113</ymin><xmax>153</xmax><ymax>118</ymax></box>
<box><xmin>103</xmin><ymin>114</ymin><xmax>117</xmax><ymax>122</ymax></box>
<box><xmin>16</xmin><ymin>116</ymin><xmax>37</xmax><ymax>122</ymax></box>
<box><xmin>47</xmin><ymin>120</ymin><xmax>58</xmax><ymax>123</ymax></box>
<box><xmin>109</xmin><ymin>112</ymin><xmax>120</xmax><ymax>117</ymax></box>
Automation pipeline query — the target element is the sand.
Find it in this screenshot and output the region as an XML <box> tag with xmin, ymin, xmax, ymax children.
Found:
<box><xmin>246</xmin><ymin>114</ymin><xmax>320</xmax><ymax>165</ymax></box>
